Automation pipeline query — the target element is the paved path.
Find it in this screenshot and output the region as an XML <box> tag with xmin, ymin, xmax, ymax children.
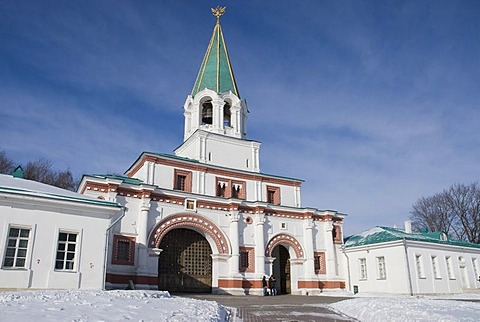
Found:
<box><xmin>178</xmin><ymin>294</ymin><xmax>355</xmax><ymax>322</ymax></box>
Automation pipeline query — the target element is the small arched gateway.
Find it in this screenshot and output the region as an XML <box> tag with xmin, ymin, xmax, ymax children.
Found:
<box><xmin>148</xmin><ymin>213</ymin><xmax>230</xmax><ymax>293</ymax></box>
<box><xmin>266</xmin><ymin>234</ymin><xmax>305</xmax><ymax>294</ymax></box>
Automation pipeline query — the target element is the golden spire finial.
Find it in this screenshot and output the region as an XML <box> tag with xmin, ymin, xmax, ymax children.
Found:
<box><xmin>211</xmin><ymin>6</ymin><xmax>226</xmax><ymax>23</ymax></box>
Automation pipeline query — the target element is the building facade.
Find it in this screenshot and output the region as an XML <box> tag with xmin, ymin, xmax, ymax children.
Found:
<box><xmin>0</xmin><ymin>172</ymin><xmax>122</xmax><ymax>290</ymax></box>
<box><xmin>343</xmin><ymin>222</ymin><xmax>480</xmax><ymax>295</ymax></box>
<box><xmin>79</xmin><ymin>8</ymin><xmax>347</xmax><ymax>295</ymax></box>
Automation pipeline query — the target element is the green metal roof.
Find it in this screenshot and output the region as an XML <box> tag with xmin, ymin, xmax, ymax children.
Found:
<box><xmin>344</xmin><ymin>226</ymin><xmax>480</xmax><ymax>249</ymax></box>
<box><xmin>89</xmin><ymin>174</ymin><xmax>144</xmax><ymax>186</ymax></box>
<box><xmin>191</xmin><ymin>13</ymin><xmax>240</xmax><ymax>97</ymax></box>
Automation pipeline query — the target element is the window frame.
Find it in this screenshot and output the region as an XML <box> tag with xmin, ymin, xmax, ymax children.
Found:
<box><xmin>54</xmin><ymin>231</ymin><xmax>79</xmax><ymax>272</ymax></box>
<box><xmin>446</xmin><ymin>256</ymin><xmax>455</xmax><ymax>279</ymax></box>
<box><xmin>415</xmin><ymin>254</ymin><xmax>425</xmax><ymax>279</ymax></box>
<box><xmin>376</xmin><ymin>256</ymin><xmax>387</xmax><ymax>280</ymax></box>
<box><xmin>359</xmin><ymin>258</ymin><xmax>367</xmax><ymax>280</ymax></box>
<box><xmin>239</xmin><ymin>246</ymin><xmax>254</xmax><ymax>273</ymax></box>
<box><xmin>314</xmin><ymin>251</ymin><xmax>326</xmax><ymax>275</ymax></box>
<box><xmin>266</xmin><ymin>185</ymin><xmax>281</xmax><ymax>205</ymax></box>
<box><xmin>173</xmin><ymin>169</ymin><xmax>192</xmax><ymax>192</ymax></box>
<box><xmin>215</xmin><ymin>177</ymin><xmax>246</xmax><ymax>199</ymax></box>
<box><xmin>431</xmin><ymin>255</ymin><xmax>441</xmax><ymax>279</ymax></box>
<box><xmin>2</xmin><ymin>225</ymin><xmax>32</xmax><ymax>270</ymax></box>
<box><xmin>112</xmin><ymin>235</ymin><xmax>136</xmax><ymax>266</ymax></box>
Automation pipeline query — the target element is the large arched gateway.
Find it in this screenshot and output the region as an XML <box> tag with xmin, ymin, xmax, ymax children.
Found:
<box><xmin>158</xmin><ymin>228</ymin><xmax>212</xmax><ymax>293</ymax></box>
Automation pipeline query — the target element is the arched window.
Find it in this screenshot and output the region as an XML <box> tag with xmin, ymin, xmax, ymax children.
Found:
<box><xmin>202</xmin><ymin>100</ymin><xmax>213</xmax><ymax>125</ymax></box>
<box><xmin>223</xmin><ymin>102</ymin><xmax>231</xmax><ymax>127</ymax></box>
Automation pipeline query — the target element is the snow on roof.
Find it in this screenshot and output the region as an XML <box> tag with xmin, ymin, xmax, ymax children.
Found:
<box><xmin>344</xmin><ymin>226</ymin><xmax>480</xmax><ymax>249</ymax></box>
<box><xmin>0</xmin><ymin>174</ymin><xmax>121</xmax><ymax>208</ymax></box>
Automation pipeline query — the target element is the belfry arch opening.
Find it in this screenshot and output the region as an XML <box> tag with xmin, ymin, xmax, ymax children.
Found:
<box><xmin>201</xmin><ymin>100</ymin><xmax>213</xmax><ymax>125</ymax></box>
<box><xmin>157</xmin><ymin>228</ymin><xmax>212</xmax><ymax>293</ymax></box>
<box><xmin>223</xmin><ymin>101</ymin><xmax>231</xmax><ymax>127</ymax></box>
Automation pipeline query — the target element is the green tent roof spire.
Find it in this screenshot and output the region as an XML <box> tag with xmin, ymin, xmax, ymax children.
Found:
<box><xmin>191</xmin><ymin>7</ymin><xmax>240</xmax><ymax>98</ymax></box>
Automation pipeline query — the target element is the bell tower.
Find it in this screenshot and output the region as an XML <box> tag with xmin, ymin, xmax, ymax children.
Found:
<box><xmin>175</xmin><ymin>7</ymin><xmax>261</xmax><ymax>173</ymax></box>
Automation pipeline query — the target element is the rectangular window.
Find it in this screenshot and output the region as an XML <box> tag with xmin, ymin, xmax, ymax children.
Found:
<box><xmin>431</xmin><ymin>256</ymin><xmax>441</xmax><ymax>279</ymax></box>
<box><xmin>377</xmin><ymin>256</ymin><xmax>387</xmax><ymax>279</ymax></box>
<box><xmin>359</xmin><ymin>258</ymin><xmax>367</xmax><ymax>280</ymax></box>
<box><xmin>266</xmin><ymin>186</ymin><xmax>280</xmax><ymax>205</ymax></box>
<box><xmin>215</xmin><ymin>177</ymin><xmax>246</xmax><ymax>199</ymax></box>
<box><xmin>314</xmin><ymin>252</ymin><xmax>326</xmax><ymax>274</ymax></box>
<box><xmin>174</xmin><ymin>169</ymin><xmax>192</xmax><ymax>192</ymax></box>
<box><xmin>446</xmin><ymin>256</ymin><xmax>455</xmax><ymax>279</ymax></box>
<box><xmin>112</xmin><ymin>235</ymin><xmax>135</xmax><ymax>265</ymax></box>
<box><xmin>3</xmin><ymin>227</ymin><xmax>30</xmax><ymax>268</ymax></box>
<box><xmin>472</xmin><ymin>258</ymin><xmax>479</xmax><ymax>279</ymax></box>
<box><xmin>176</xmin><ymin>175</ymin><xmax>186</xmax><ymax>191</ymax></box>
<box><xmin>240</xmin><ymin>250</ymin><xmax>249</xmax><ymax>269</ymax></box>
<box><xmin>416</xmin><ymin>254</ymin><xmax>425</xmax><ymax>278</ymax></box>
<box><xmin>239</xmin><ymin>247</ymin><xmax>254</xmax><ymax>272</ymax></box>
<box><xmin>55</xmin><ymin>232</ymin><xmax>77</xmax><ymax>271</ymax></box>
<box><xmin>332</xmin><ymin>224</ymin><xmax>343</xmax><ymax>244</ymax></box>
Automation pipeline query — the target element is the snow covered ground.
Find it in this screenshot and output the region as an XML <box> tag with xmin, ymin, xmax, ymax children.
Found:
<box><xmin>0</xmin><ymin>289</ymin><xmax>479</xmax><ymax>321</ymax></box>
<box><xmin>329</xmin><ymin>293</ymin><xmax>480</xmax><ymax>322</ymax></box>
<box><xmin>0</xmin><ymin>290</ymin><xmax>229</xmax><ymax>321</ymax></box>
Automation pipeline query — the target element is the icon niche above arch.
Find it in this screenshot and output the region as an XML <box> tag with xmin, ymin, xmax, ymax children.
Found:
<box><xmin>148</xmin><ymin>213</ymin><xmax>230</xmax><ymax>254</ymax></box>
<box><xmin>265</xmin><ymin>233</ymin><xmax>304</xmax><ymax>258</ymax></box>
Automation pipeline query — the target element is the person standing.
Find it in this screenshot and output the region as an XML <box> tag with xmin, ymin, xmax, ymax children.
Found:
<box><xmin>262</xmin><ymin>276</ymin><xmax>268</xmax><ymax>296</ymax></box>
<box><xmin>268</xmin><ymin>274</ymin><xmax>277</xmax><ymax>296</ymax></box>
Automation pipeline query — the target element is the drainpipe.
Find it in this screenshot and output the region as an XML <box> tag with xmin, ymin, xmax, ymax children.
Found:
<box><xmin>102</xmin><ymin>207</ymin><xmax>126</xmax><ymax>290</ymax></box>
<box><xmin>342</xmin><ymin>247</ymin><xmax>352</xmax><ymax>292</ymax></box>
<box><xmin>403</xmin><ymin>238</ymin><xmax>413</xmax><ymax>296</ymax></box>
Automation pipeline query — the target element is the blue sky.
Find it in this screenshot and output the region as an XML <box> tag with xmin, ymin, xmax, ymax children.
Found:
<box><xmin>1</xmin><ymin>1</ymin><xmax>479</xmax><ymax>236</ymax></box>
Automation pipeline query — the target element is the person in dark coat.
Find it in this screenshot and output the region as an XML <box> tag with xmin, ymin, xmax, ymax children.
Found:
<box><xmin>262</xmin><ymin>276</ymin><xmax>268</xmax><ymax>296</ymax></box>
<box><xmin>268</xmin><ymin>274</ymin><xmax>277</xmax><ymax>296</ymax></box>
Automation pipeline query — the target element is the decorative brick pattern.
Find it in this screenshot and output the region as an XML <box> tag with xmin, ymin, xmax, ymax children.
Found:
<box><xmin>148</xmin><ymin>213</ymin><xmax>229</xmax><ymax>254</ymax></box>
<box><xmin>265</xmin><ymin>234</ymin><xmax>304</xmax><ymax>258</ymax></box>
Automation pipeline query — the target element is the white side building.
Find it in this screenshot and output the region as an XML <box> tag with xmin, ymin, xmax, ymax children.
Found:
<box><xmin>343</xmin><ymin>222</ymin><xmax>480</xmax><ymax>295</ymax></box>
<box><xmin>0</xmin><ymin>172</ymin><xmax>122</xmax><ymax>290</ymax></box>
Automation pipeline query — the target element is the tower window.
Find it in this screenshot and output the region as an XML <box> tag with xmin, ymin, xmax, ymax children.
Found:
<box><xmin>201</xmin><ymin>100</ymin><xmax>213</xmax><ymax>125</ymax></box>
<box><xmin>266</xmin><ymin>186</ymin><xmax>280</xmax><ymax>205</ymax></box>
<box><xmin>215</xmin><ymin>177</ymin><xmax>246</xmax><ymax>199</ymax></box>
<box><xmin>174</xmin><ymin>169</ymin><xmax>192</xmax><ymax>192</ymax></box>
<box><xmin>223</xmin><ymin>102</ymin><xmax>231</xmax><ymax>127</ymax></box>
<box><xmin>231</xmin><ymin>183</ymin><xmax>242</xmax><ymax>199</ymax></box>
<box><xmin>217</xmin><ymin>181</ymin><xmax>227</xmax><ymax>197</ymax></box>
<box><xmin>176</xmin><ymin>175</ymin><xmax>186</xmax><ymax>191</ymax></box>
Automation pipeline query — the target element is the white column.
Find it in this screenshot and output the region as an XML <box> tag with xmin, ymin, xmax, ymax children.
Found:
<box><xmin>229</xmin><ymin>211</ymin><xmax>240</xmax><ymax>275</ymax></box>
<box><xmin>212</xmin><ymin>98</ymin><xmax>224</xmax><ymax>133</ymax></box>
<box><xmin>199</xmin><ymin>135</ymin><xmax>206</xmax><ymax>162</ymax></box>
<box><xmin>304</xmin><ymin>219</ymin><xmax>316</xmax><ymax>278</ymax></box>
<box><xmin>198</xmin><ymin>171</ymin><xmax>205</xmax><ymax>195</ymax></box>
<box><xmin>137</xmin><ymin>197</ymin><xmax>150</xmax><ymax>273</ymax></box>
<box><xmin>255</xmin><ymin>181</ymin><xmax>262</xmax><ymax>201</ymax></box>
<box><xmin>294</xmin><ymin>186</ymin><xmax>301</xmax><ymax>207</ymax></box>
<box><xmin>324</xmin><ymin>220</ymin><xmax>336</xmax><ymax>277</ymax></box>
<box><xmin>254</xmin><ymin>213</ymin><xmax>266</xmax><ymax>277</ymax></box>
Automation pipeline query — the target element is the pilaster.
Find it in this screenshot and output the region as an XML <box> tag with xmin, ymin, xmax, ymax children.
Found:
<box><xmin>254</xmin><ymin>213</ymin><xmax>266</xmax><ymax>277</ymax></box>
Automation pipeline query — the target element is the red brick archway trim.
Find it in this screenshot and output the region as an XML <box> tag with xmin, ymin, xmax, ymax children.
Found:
<box><xmin>265</xmin><ymin>233</ymin><xmax>304</xmax><ymax>258</ymax></box>
<box><xmin>148</xmin><ymin>213</ymin><xmax>229</xmax><ymax>254</ymax></box>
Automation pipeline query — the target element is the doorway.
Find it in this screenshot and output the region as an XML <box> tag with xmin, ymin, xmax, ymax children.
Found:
<box><xmin>158</xmin><ymin>228</ymin><xmax>212</xmax><ymax>293</ymax></box>
<box><xmin>272</xmin><ymin>245</ymin><xmax>291</xmax><ymax>294</ymax></box>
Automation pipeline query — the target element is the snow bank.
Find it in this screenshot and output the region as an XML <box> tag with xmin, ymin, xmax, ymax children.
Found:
<box><xmin>330</xmin><ymin>297</ymin><xmax>480</xmax><ymax>322</ymax></box>
<box><xmin>0</xmin><ymin>290</ymin><xmax>229</xmax><ymax>321</ymax></box>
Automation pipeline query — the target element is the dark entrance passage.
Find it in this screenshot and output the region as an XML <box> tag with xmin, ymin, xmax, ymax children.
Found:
<box><xmin>158</xmin><ymin>228</ymin><xmax>212</xmax><ymax>293</ymax></box>
<box><xmin>272</xmin><ymin>245</ymin><xmax>291</xmax><ymax>294</ymax></box>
